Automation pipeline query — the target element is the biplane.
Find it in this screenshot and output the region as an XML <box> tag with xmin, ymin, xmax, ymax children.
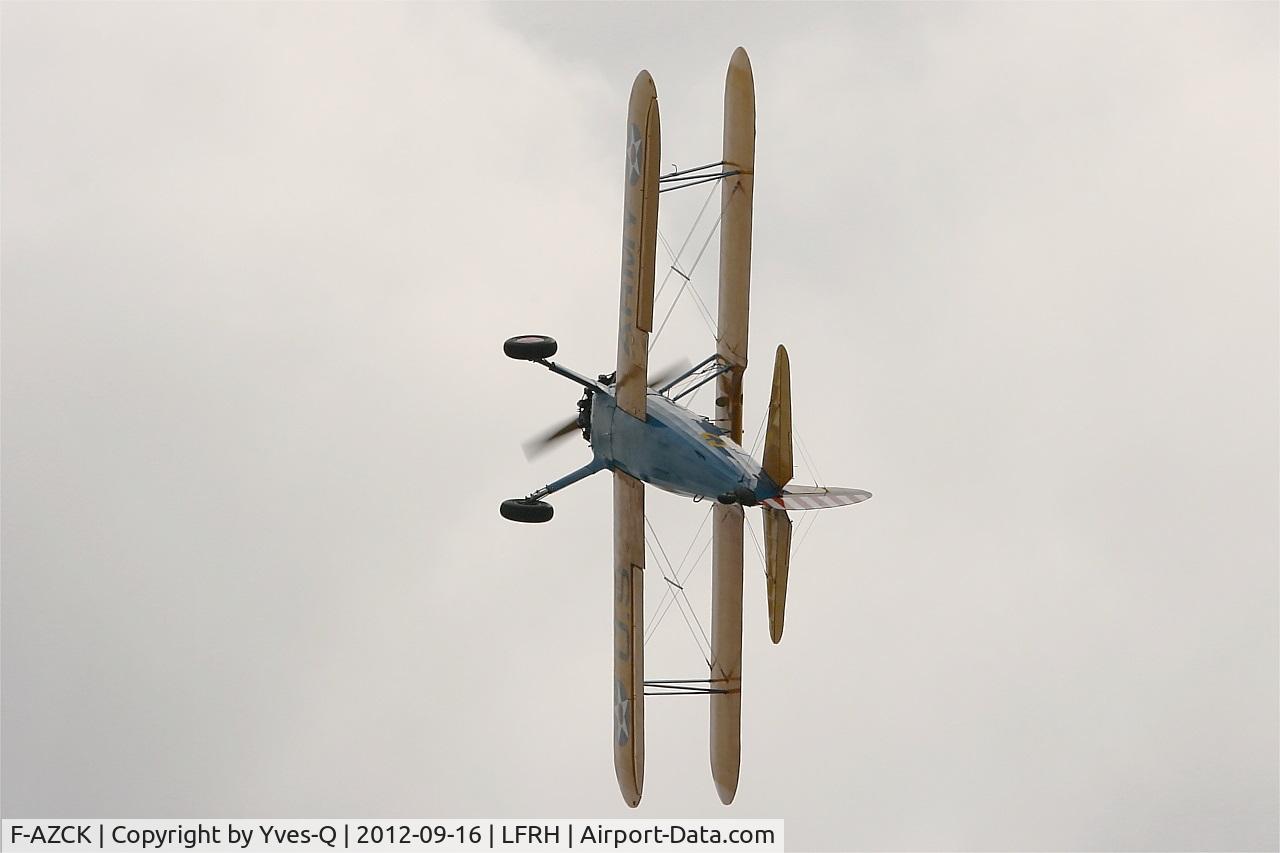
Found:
<box><xmin>501</xmin><ymin>48</ymin><xmax>871</xmax><ymax>807</ymax></box>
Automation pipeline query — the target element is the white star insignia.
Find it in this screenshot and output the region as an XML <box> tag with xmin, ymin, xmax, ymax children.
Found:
<box><xmin>627</xmin><ymin>125</ymin><xmax>643</xmax><ymax>181</ymax></box>
<box><xmin>614</xmin><ymin>679</ymin><xmax>631</xmax><ymax>745</ymax></box>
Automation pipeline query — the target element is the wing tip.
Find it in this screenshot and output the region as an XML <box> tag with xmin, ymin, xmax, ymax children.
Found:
<box><xmin>631</xmin><ymin>69</ymin><xmax>657</xmax><ymax>98</ymax></box>
<box><xmin>615</xmin><ymin>761</ymin><xmax>643</xmax><ymax>808</ymax></box>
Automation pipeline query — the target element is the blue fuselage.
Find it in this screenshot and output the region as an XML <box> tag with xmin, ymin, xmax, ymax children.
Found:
<box><xmin>590</xmin><ymin>391</ymin><xmax>779</xmax><ymax>502</ymax></box>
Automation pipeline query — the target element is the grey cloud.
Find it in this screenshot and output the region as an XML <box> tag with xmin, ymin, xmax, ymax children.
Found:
<box><xmin>3</xmin><ymin>3</ymin><xmax>1275</xmax><ymax>850</ymax></box>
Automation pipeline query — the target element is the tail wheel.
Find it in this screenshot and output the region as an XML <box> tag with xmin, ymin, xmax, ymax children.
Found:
<box><xmin>500</xmin><ymin>498</ymin><xmax>554</xmax><ymax>523</ymax></box>
<box><xmin>503</xmin><ymin>335</ymin><xmax>558</xmax><ymax>361</ymax></box>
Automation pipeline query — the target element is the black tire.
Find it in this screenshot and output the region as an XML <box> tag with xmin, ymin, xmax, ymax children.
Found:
<box><xmin>500</xmin><ymin>498</ymin><xmax>554</xmax><ymax>523</ymax></box>
<box><xmin>504</xmin><ymin>335</ymin><xmax>558</xmax><ymax>361</ymax></box>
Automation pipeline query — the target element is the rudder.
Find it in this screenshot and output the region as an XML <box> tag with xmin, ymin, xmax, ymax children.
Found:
<box><xmin>763</xmin><ymin>345</ymin><xmax>793</xmax><ymax>644</ymax></box>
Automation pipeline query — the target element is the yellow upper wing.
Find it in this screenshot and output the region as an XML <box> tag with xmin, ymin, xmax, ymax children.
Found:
<box><xmin>710</xmin><ymin>47</ymin><xmax>756</xmax><ymax>807</ymax></box>
<box><xmin>615</xmin><ymin>71</ymin><xmax>661</xmax><ymax>420</ymax></box>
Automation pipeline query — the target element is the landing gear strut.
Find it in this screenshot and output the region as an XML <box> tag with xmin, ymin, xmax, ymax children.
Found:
<box><xmin>499</xmin><ymin>458</ymin><xmax>607</xmax><ymax>524</ymax></box>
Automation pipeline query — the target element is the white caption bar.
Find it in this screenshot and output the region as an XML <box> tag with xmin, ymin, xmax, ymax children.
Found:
<box><xmin>2</xmin><ymin>820</ymin><xmax>783</xmax><ymax>853</ymax></box>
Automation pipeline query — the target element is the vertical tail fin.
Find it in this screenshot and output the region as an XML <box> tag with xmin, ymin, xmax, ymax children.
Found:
<box><xmin>763</xmin><ymin>345</ymin><xmax>793</xmax><ymax>644</ymax></box>
<box><xmin>762</xmin><ymin>345</ymin><xmax>792</xmax><ymax>488</ymax></box>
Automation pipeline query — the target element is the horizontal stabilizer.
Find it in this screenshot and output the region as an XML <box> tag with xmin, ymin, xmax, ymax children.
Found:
<box><xmin>762</xmin><ymin>486</ymin><xmax>872</xmax><ymax>511</ymax></box>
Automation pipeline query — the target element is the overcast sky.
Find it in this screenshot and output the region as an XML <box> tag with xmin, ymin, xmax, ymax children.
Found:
<box><xmin>2</xmin><ymin>3</ymin><xmax>1276</xmax><ymax>851</ymax></box>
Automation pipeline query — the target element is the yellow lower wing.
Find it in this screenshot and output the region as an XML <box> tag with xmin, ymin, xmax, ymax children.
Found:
<box><xmin>612</xmin><ymin>471</ymin><xmax>645</xmax><ymax>807</ymax></box>
<box><xmin>611</xmin><ymin>69</ymin><xmax>660</xmax><ymax>809</ymax></box>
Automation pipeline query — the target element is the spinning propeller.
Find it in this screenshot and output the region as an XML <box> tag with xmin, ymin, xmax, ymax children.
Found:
<box><xmin>522</xmin><ymin>419</ymin><xmax>582</xmax><ymax>459</ymax></box>
<box><xmin>522</xmin><ymin>359</ymin><xmax>690</xmax><ymax>459</ymax></box>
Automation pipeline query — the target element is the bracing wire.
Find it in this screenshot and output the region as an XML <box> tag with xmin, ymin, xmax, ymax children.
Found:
<box><xmin>662</xmin><ymin>358</ymin><xmax>719</xmax><ymax>400</ymax></box>
<box><xmin>644</xmin><ymin>535</ymin><xmax>711</xmax><ymax>665</ymax></box>
<box><xmin>793</xmin><ymin>427</ymin><xmax>824</xmax><ymax>487</ymax></box>
<box><xmin>645</xmin><ymin>504</ymin><xmax>712</xmax><ymax>627</ymax></box>
<box><xmin>656</xmin><ymin>232</ymin><xmax>718</xmax><ymax>338</ymax></box>
<box><xmin>653</xmin><ymin>181</ymin><xmax>718</xmax><ymax>308</ymax></box>
<box><xmin>647</xmin><ymin>530</ymin><xmax>714</xmax><ymax>645</ymax></box>
<box><xmin>747</xmin><ymin>408</ymin><xmax>769</xmax><ymax>459</ymax></box>
<box><xmin>650</xmin><ymin>185</ymin><xmax>733</xmax><ymax>353</ymax></box>
<box><xmin>682</xmin><ymin>277</ymin><xmax>719</xmax><ymax>336</ymax></box>
<box><xmin>644</xmin><ymin>515</ymin><xmax>712</xmax><ymax>663</ymax></box>
<box><xmin>645</xmin><ymin>506</ymin><xmax>714</xmax><ymax>645</ymax></box>
<box><xmin>744</xmin><ymin>512</ymin><xmax>767</xmax><ymax>575</ymax></box>
<box><xmin>791</xmin><ymin>510</ymin><xmax>822</xmax><ymax>562</ymax></box>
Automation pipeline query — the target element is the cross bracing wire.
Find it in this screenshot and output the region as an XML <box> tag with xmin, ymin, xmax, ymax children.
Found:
<box><xmin>644</xmin><ymin>505</ymin><xmax>714</xmax><ymax>646</ymax></box>
<box><xmin>650</xmin><ymin>183</ymin><xmax>733</xmax><ymax>353</ymax></box>
<box><xmin>656</xmin><ymin>230</ymin><xmax>718</xmax><ymax>340</ymax></box>
<box><xmin>644</xmin><ymin>515</ymin><xmax>712</xmax><ymax>664</ymax></box>
<box><xmin>651</xmin><ymin>180</ymin><xmax>718</xmax><ymax>336</ymax></box>
<box><xmin>791</xmin><ymin>509</ymin><xmax>822</xmax><ymax>562</ymax></box>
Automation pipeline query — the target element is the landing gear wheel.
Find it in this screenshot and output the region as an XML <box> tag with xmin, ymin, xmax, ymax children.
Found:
<box><xmin>500</xmin><ymin>498</ymin><xmax>554</xmax><ymax>523</ymax></box>
<box><xmin>503</xmin><ymin>335</ymin><xmax>558</xmax><ymax>361</ymax></box>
